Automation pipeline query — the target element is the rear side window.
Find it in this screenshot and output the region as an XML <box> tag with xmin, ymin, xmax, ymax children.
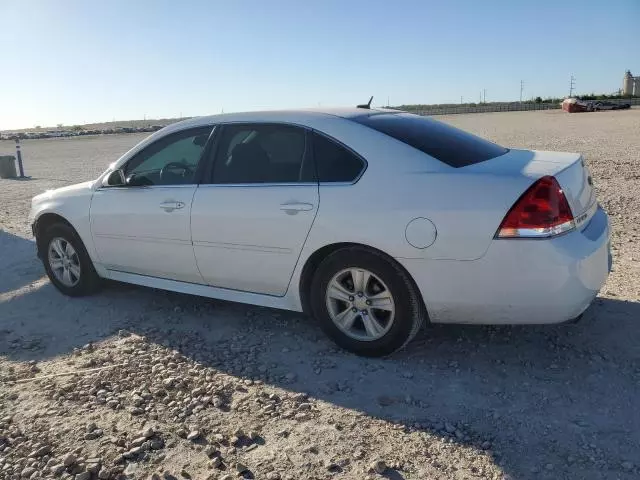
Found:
<box><xmin>352</xmin><ymin>113</ymin><xmax>508</xmax><ymax>167</ymax></box>
<box><xmin>313</xmin><ymin>133</ymin><xmax>365</xmax><ymax>182</ymax></box>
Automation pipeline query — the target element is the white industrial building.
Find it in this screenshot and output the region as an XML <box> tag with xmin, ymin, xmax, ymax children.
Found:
<box><xmin>622</xmin><ymin>70</ymin><xmax>640</xmax><ymax>96</ymax></box>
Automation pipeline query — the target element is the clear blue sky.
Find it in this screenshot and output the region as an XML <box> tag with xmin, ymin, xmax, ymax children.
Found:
<box><xmin>1</xmin><ymin>0</ymin><xmax>638</xmax><ymax>129</ymax></box>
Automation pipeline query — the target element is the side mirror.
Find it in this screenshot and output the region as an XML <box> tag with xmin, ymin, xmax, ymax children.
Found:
<box><xmin>104</xmin><ymin>169</ymin><xmax>126</xmax><ymax>187</ymax></box>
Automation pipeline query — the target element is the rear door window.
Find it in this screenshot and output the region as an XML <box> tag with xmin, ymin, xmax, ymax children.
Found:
<box><xmin>211</xmin><ymin>124</ymin><xmax>313</xmax><ymax>184</ymax></box>
<box><xmin>351</xmin><ymin>113</ymin><xmax>508</xmax><ymax>167</ymax></box>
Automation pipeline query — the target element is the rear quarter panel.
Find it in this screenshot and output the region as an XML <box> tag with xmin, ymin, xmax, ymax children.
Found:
<box><xmin>298</xmin><ymin>117</ymin><xmax>532</xmax><ymax>261</ymax></box>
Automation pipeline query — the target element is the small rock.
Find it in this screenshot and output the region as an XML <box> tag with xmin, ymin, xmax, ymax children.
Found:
<box><xmin>97</xmin><ymin>468</ymin><xmax>110</xmax><ymax>479</ymax></box>
<box><xmin>284</xmin><ymin>373</ymin><xmax>297</xmax><ymax>382</ymax></box>
<box><xmin>51</xmin><ymin>464</ymin><xmax>66</xmax><ymax>475</ymax></box>
<box><xmin>622</xmin><ymin>461</ymin><xmax>634</xmax><ymax>471</ymax></box>
<box><xmin>85</xmin><ymin>429</ymin><xmax>103</xmax><ymax>440</ymax></box>
<box><xmin>266</xmin><ymin>473</ymin><xmax>281</xmax><ymax>480</ymax></box>
<box><xmin>235</xmin><ymin>462</ymin><xmax>248</xmax><ymax>473</ymax></box>
<box><xmin>186</xmin><ymin>430</ymin><xmax>201</xmax><ymax>441</ymax></box>
<box><xmin>86</xmin><ymin>422</ymin><xmax>98</xmax><ymax>432</ymax></box>
<box><xmin>545</xmin><ymin>463</ymin><xmax>554</xmax><ymax>471</ymax></box>
<box><xmin>204</xmin><ymin>445</ymin><xmax>218</xmax><ymax>458</ymax></box>
<box><xmin>29</xmin><ymin>445</ymin><xmax>51</xmax><ymax>457</ymax></box>
<box><xmin>209</xmin><ymin>456</ymin><xmax>222</xmax><ymax>468</ymax></box>
<box><xmin>370</xmin><ymin>459</ymin><xmax>387</xmax><ymax>474</ymax></box>
<box><xmin>123</xmin><ymin>463</ymin><xmax>138</xmax><ymax>476</ymax></box>
<box><xmin>126</xmin><ymin>446</ymin><xmax>142</xmax><ymax>457</ymax></box>
<box><xmin>63</xmin><ymin>453</ymin><xmax>77</xmax><ymax>467</ymax></box>
<box><xmin>76</xmin><ymin>472</ymin><xmax>91</xmax><ymax>480</ymax></box>
<box><xmin>130</xmin><ymin>436</ymin><xmax>148</xmax><ymax>448</ymax></box>
<box><xmin>142</xmin><ymin>426</ymin><xmax>155</xmax><ymax>438</ymax></box>
<box><xmin>150</xmin><ymin>438</ymin><xmax>164</xmax><ymax>450</ymax></box>
<box><xmin>21</xmin><ymin>467</ymin><xmax>37</xmax><ymax>478</ymax></box>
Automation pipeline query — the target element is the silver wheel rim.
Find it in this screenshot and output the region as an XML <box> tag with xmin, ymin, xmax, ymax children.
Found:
<box><xmin>48</xmin><ymin>237</ymin><xmax>81</xmax><ymax>287</ymax></box>
<box><xmin>325</xmin><ymin>268</ymin><xmax>395</xmax><ymax>342</ymax></box>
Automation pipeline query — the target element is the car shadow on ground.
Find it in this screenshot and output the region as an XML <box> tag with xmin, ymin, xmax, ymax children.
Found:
<box><xmin>0</xmin><ymin>230</ymin><xmax>43</xmax><ymax>294</ymax></box>
<box><xmin>1</xmin><ymin>236</ymin><xmax>639</xmax><ymax>479</ymax></box>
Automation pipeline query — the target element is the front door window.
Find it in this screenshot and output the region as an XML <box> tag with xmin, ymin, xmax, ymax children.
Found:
<box><xmin>124</xmin><ymin>126</ymin><xmax>213</xmax><ymax>186</ymax></box>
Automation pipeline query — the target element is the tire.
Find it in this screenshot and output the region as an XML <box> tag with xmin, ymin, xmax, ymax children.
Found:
<box><xmin>39</xmin><ymin>223</ymin><xmax>101</xmax><ymax>296</ymax></box>
<box><xmin>309</xmin><ymin>247</ymin><xmax>425</xmax><ymax>357</ymax></box>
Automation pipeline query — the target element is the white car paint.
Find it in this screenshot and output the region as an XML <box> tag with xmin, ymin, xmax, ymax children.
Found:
<box><xmin>191</xmin><ymin>184</ymin><xmax>319</xmax><ymax>296</ymax></box>
<box><xmin>30</xmin><ymin>108</ymin><xmax>611</xmax><ymax>325</ymax></box>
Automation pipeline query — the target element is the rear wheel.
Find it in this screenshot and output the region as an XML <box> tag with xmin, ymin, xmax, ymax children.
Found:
<box><xmin>40</xmin><ymin>223</ymin><xmax>101</xmax><ymax>296</ymax></box>
<box><xmin>309</xmin><ymin>247</ymin><xmax>425</xmax><ymax>357</ymax></box>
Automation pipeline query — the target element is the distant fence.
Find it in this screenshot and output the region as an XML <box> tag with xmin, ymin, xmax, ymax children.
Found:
<box><xmin>406</xmin><ymin>98</ymin><xmax>640</xmax><ymax>116</ymax></box>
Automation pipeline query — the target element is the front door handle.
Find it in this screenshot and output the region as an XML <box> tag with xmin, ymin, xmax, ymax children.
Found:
<box><xmin>160</xmin><ymin>201</ymin><xmax>185</xmax><ymax>212</ymax></box>
<box><xmin>280</xmin><ymin>202</ymin><xmax>314</xmax><ymax>215</ymax></box>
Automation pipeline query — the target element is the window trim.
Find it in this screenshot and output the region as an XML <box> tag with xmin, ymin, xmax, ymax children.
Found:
<box><xmin>101</xmin><ymin>125</ymin><xmax>216</xmax><ymax>189</ymax></box>
<box><xmin>204</xmin><ymin>122</ymin><xmax>317</xmax><ymax>186</ymax></box>
<box><xmin>310</xmin><ymin>129</ymin><xmax>368</xmax><ymax>185</ymax></box>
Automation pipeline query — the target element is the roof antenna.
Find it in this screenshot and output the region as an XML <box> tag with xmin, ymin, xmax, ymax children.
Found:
<box><xmin>357</xmin><ymin>96</ymin><xmax>374</xmax><ymax>109</ymax></box>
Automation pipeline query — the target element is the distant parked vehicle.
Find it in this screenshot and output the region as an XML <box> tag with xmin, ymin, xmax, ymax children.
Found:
<box><xmin>592</xmin><ymin>101</ymin><xmax>623</xmax><ymax>111</ymax></box>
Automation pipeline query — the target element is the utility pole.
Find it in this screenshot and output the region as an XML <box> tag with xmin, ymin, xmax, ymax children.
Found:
<box><xmin>483</xmin><ymin>89</ymin><xmax>487</xmax><ymax>103</ymax></box>
<box><xmin>479</xmin><ymin>91</ymin><xmax>482</xmax><ymax>103</ymax></box>
<box><xmin>520</xmin><ymin>80</ymin><xmax>524</xmax><ymax>102</ymax></box>
<box><xmin>569</xmin><ymin>75</ymin><xmax>576</xmax><ymax>97</ymax></box>
<box><xmin>387</xmin><ymin>96</ymin><xmax>390</xmax><ymax>107</ymax></box>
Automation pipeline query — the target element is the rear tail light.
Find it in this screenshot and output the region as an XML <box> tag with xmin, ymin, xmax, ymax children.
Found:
<box><xmin>496</xmin><ymin>176</ymin><xmax>575</xmax><ymax>238</ymax></box>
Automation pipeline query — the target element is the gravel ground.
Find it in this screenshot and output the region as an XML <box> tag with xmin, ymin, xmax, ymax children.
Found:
<box><xmin>1</xmin><ymin>109</ymin><xmax>639</xmax><ymax>480</ymax></box>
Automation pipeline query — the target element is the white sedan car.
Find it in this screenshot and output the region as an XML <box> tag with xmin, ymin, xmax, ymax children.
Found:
<box><xmin>30</xmin><ymin>108</ymin><xmax>611</xmax><ymax>356</ymax></box>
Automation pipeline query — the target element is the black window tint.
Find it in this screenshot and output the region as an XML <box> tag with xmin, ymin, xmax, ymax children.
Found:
<box><xmin>212</xmin><ymin>124</ymin><xmax>311</xmax><ymax>184</ymax></box>
<box><xmin>352</xmin><ymin>113</ymin><xmax>508</xmax><ymax>168</ymax></box>
<box><xmin>124</xmin><ymin>126</ymin><xmax>212</xmax><ymax>185</ymax></box>
<box><xmin>313</xmin><ymin>133</ymin><xmax>365</xmax><ymax>182</ymax></box>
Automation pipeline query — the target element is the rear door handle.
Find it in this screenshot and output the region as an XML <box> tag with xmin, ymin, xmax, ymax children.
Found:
<box><xmin>160</xmin><ymin>201</ymin><xmax>185</xmax><ymax>212</ymax></box>
<box><xmin>280</xmin><ymin>202</ymin><xmax>314</xmax><ymax>214</ymax></box>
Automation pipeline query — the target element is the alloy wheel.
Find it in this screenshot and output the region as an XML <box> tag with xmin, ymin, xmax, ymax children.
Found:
<box><xmin>48</xmin><ymin>237</ymin><xmax>81</xmax><ymax>287</ymax></box>
<box><xmin>325</xmin><ymin>268</ymin><xmax>395</xmax><ymax>342</ymax></box>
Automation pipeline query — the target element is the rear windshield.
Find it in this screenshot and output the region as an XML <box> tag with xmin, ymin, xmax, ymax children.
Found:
<box><xmin>351</xmin><ymin>113</ymin><xmax>508</xmax><ymax>167</ymax></box>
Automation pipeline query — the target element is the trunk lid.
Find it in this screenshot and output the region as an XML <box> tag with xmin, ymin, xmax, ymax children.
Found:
<box><xmin>467</xmin><ymin>148</ymin><xmax>596</xmax><ymax>220</ymax></box>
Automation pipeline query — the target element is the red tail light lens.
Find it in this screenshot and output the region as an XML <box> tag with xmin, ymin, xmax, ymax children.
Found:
<box><xmin>497</xmin><ymin>176</ymin><xmax>575</xmax><ymax>238</ymax></box>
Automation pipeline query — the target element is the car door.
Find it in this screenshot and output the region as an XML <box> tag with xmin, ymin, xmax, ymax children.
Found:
<box><xmin>191</xmin><ymin>123</ymin><xmax>319</xmax><ymax>296</ymax></box>
<box><xmin>90</xmin><ymin>126</ymin><xmax>214</xmax><ymax>283</ymax></box>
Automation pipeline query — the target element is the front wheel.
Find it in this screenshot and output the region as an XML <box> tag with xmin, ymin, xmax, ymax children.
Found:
<box><xmin>40</xmin><ymin>223</ymin><xmax>101</xmax><ymax>296</ymax></box>
<box><xmin>309</xmin><ymin>247</ymin><xmax>425</xmax><ymax>357</ymax></box>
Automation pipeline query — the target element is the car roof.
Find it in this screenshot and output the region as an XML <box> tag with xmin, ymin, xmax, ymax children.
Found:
<box><xmin>164</xmin><ymin>107</ymin><xmax>403</xmax><ymax>132</ymax></box>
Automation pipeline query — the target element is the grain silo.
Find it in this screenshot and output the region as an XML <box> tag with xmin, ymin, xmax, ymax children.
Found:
<box><xmin>623</xmin><ymin>70</ymin><xmax>637</xmax><ymax>96</ymax></box>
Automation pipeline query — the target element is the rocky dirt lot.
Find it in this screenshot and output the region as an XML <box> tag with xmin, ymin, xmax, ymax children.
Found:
<box><xmin>1</xmin><ymin>109</ymin><xmax>639</xmax><ymax>480</ymax></box>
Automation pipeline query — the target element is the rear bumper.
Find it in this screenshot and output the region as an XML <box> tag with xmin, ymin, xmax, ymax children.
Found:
<box><xmin>399</xmin><ymin>206</ymin><xmax>611</xmax><ymax>325</ymax></box>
